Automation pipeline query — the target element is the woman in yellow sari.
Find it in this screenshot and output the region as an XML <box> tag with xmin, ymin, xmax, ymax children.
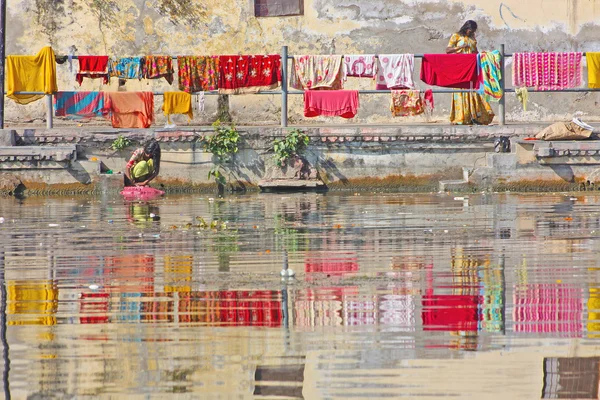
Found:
<box><xmin>446</xmin><ymin>20</ymin><xmax>494</xmax><ymax>125</ymax></box>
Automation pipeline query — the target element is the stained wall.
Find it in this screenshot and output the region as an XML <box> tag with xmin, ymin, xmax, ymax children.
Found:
<box><xmin>5</xmin><ymin>0</ymin><xmax>600</xmax><ymax>125</ymax></box>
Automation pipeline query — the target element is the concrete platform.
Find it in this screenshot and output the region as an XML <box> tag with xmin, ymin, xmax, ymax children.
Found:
<box><xmin>258</xmin><ymin>179</ymin><xmax>326</xmax><ymax>190</ymax></box>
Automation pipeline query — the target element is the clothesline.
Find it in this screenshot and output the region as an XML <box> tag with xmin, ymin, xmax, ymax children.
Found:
<box><xmin>8</xmin><ymin>88</ymin><xmax>490</xmax><ymax>96</ymax></box>
<box><xmin>46</xmin><ymin>52</ymin><xmax>596</xmax><ymax>62</ymax></box>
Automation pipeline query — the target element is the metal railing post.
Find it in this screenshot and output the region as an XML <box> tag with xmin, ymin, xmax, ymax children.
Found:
<box><xmin>46</xmin><ymin>94</ymin><xmax>53</xmax><ymax>129</ymax></box>
<box><xmin>499</xmin><ymin>43</ymin><xmax>506</xmax><ymax>126</ymax></box>
<box><xmin>281</xmin><ymin>46</ymin><xmax>288</xmax><ymax>128</ymax></box>
<box><xmin>0</xmin><ymin>0</ymin><xmax>7</xmax><ymax>129</ymax></box>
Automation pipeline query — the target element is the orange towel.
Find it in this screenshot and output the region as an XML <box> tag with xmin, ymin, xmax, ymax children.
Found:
<box><xmin>106</xmin><ymin>92</ymin><xmax>154</xmax><ymax>128</ymax></box>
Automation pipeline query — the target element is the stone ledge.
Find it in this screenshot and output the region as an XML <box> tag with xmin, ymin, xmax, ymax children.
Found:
<box><xmin>0</xmin><ymin>145</ymin><xmax>77</xmax><ymax>167</ymax></box>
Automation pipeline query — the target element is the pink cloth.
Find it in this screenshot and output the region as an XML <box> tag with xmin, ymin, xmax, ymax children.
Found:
<box><xmin>513</xmin><ymin>52</ymin><xmax>583</xmax><ymax>90</ymax></box>
<box><xmin>513</xmin><ymin>283</ymin><xmax>583</xmax><ymax>336</ymax></box>
<box><xmin>344</xmin><ymin>55</ymin><xmax>376</xmax><ymax>78</ymax></box>
<box><xmin>304</xmin><ymin>90</ymin><xmax>359</xmax><ymax>118</ymax></box>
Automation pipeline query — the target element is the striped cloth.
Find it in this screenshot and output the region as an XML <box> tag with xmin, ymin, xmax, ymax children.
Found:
<box><xmin>54</xmin><ymin>91</ymin><xmax>108</xmax><ymax>117</ymax></box>
<box><xmin>512</xmin><ymin>52</ymin><xmax>583</xmax><ymax>90</ymax></box>
<box><xmin>478</xmin><ymin>50</ymin><xmax>503</xmax><ymax>102</ymax></box>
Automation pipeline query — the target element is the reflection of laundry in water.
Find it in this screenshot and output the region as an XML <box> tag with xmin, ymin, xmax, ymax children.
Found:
<box><xmin>7</xmin><ymin>280</ymin><xmax>58</xmax><ymax>326</ymax></box>
<box><xmin>513</xmin><ymin>283</ymin><xmax>583</xmax><ymax>336</ymax></box>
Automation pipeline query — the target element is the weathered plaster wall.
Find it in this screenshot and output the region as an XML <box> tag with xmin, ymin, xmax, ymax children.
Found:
<box><xmin>5</xmin><ymin>0</ymin><xmax>600</xmax><ymax>126</ymax></box>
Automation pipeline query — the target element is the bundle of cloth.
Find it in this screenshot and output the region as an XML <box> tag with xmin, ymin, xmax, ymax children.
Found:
<box><xmin>533</xmin><ymin>118</ymin><xmax>595</xmax><ymax>141</ymax></box>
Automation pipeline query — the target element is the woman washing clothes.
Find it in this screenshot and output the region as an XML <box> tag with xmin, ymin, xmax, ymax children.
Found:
<box><xmin>446</xmin><ymin>20</ymin><xmax>494</xmax><ymax>125</ymax></box>
<box><xmin>124</xmin><ymin>139</ymin><xmax>161</xmax><ymax>187</ymax></box>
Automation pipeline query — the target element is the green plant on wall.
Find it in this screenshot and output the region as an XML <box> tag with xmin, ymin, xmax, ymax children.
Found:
<box><xmin>272</xmin><ymin>128</ymin><xmax>310</xmax><ymax>167</ymax></box>
<box><xmin>203</xmin><ymin>121</ymin><xmax>240</xmax><ymax>185</ymax></box>
<box><xmin>110</xmin><ymin>135</ymin><xmax>132</xmax><ymax>151</ymax></box>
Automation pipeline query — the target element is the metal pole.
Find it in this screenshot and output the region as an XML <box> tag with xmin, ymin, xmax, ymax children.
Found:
<box><xmin>499</xmin><ymin>44</ymin><xmax>506</xmax><ymax>126</ymax></box>
<box><xmin>281</xmin><ymin>46</ymin><xmax>288</xmax><ymax>128</ymax></box>
<box><xmin>0</xmin><ymin>247</ymin><xmax>10</xmax><ymax>400</ymax></box>
<box><xmin>45</xmin><ymin>94</ymin><xmax>53</xmax><ymax>129</ymax></box>
<box><xmin>0</xmin><ymin>0</ymin><xmax>7</xmax><ymax>129</ymax></box>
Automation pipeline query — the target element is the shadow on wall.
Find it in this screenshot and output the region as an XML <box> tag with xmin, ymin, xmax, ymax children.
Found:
<box><xmin>549</xmin><ymin>165</ymin><xmax>575</xmax><ymax>182</ymax></box>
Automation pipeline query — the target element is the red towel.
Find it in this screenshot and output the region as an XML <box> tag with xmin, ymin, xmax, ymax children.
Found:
<box><xmin>218</xmin><ymin>55</ymin><xmax>281</xmax><ymax>94</ymax></box>
<box><xmin>304</xmin><ymin>90</ymin><xmax>359</xmax><ymax>118</ymax></box>
<box><xmin>76</xmin><ymin>56</ymin><xmax>109</xmax><ymax>85</ymax></box>
<box><xmin>420</xmin><ymin>54</ymin><xmax>479</xmax><ymax>89</ymax></box>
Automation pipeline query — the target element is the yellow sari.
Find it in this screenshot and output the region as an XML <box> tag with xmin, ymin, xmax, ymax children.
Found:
<box><xmin>448</xmin><ymin>33</ymin><xmax>494</xmax><ymax>125</ymax></box>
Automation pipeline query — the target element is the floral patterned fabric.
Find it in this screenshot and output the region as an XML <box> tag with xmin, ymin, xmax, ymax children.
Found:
<box><xmin>447</xmin><ymin>33</ymin><xmax>494</xmax><ymax>125</ymax></box>
<box><xmin>390</xmin><ymin>90</ymin><xmax>424</xmax><ymax>117</ymax></box>
<box><xmin>218</xmin><ymin>55</ymin><xmax>281</xmax><ymax>94</ymax></box>
<box><xmin>177</xmin><ymin>56</ymin><xmax>219</xmax><ymax>93</ymax></box>
<box><xmin>290</xmin><ymin>55</ymin><xmax>345</xmax><ymax>90</ymax></box>
<box><xmin>108</xmin><ymin>57</ymin><xmax>144</xmax><ymax>80</ymax></box>
<box><xmin>143</xmin><ymin>56</ymin><xmax>174</xmax><ymax>85</ymax></box>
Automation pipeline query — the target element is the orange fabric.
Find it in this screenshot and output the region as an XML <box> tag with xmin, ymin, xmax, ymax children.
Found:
<box><xmin>106</xmin><ymin>92</ymin><xmax>154</xmax><ymax>128</ymax></box>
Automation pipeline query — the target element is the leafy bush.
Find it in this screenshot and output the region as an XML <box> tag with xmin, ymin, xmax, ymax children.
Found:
<box><xmin>203</xmin><ymin>121</ymin><xmax>240</xmax><ymax>185</ymax></box>
<box><xmin>110</xmin><ymin>135</ymin><xmax>132</xmax><ymax>151</ymax></box>
<box><xmin>272</xmin><ymin>128</ymin><xmax>310</xmax><ymax>167</ymax></box>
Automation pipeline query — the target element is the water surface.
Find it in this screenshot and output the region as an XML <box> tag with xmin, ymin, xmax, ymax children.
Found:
<box><xmin>1</xmin><ymin>192</ymin><xmax>600</xmax><ymax>399</ymax></box>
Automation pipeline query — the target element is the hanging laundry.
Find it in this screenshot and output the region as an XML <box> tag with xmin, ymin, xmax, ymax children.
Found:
<box><xmin>54</xmin><ymin>91</ymin><xmax>109</xmax><ymax>118</ymax></box>
<box><xmin>163</xmin><ymin>92</ymin><xmax>193</xmax><ymax>123</ymax></box>
<box><xmin>218</xmin><ymin>55</ymin><xmax>281</xmax><ymax>94</ymax></box>
<box><xmin>291</xmin><ymin>55</ymin><xmax>345</xmax><ymax>90</ymax></box>
<box><xmin>197</xmin><ymin>93</ymin><xmax>205</xmax><ymax>112</ymax></box>
<box><xmin>76</xmin><ymin>56</ymin><xmax>109</xmax><ymax>85</ymax></box>
<box><xmin>478</xmin><ymin>50</ymin><xmax>503</xmax><ymax>102</ymax></box>
<box><xmin>515</xmin><ymin>87</ymin><xmax>529</xmax><ymax>111</ymax></box>
<box><xmin>304</xmin><ymin>90</ymin><xmax>359</xmax><ymax>118</ymax></box>
<box><xmin>420</xmin><ymin>54</ymin><xmax>479</xmax><ymax>89</ymax></box>
<box><xmin>143</xmin><ymin>56</ymin><xmax>174</xmax><ymax>84</ymax></box>
<box><xmin>177</xmin><ymin>56</ymin><xmax>219</xmax><ymax>93</ymax></box>
<box><xmin>6</xmin><ymin>46</ymin><xmax>57</xmax><ymax>105</ymax></box>
<box><xmin>376</xmin><ymin>54</ymin><xmax>415</xmax><ymax>90</ymax></box>
<box><xmin>105</xmin><ymin>92</ymin><xmax>154</xmax><ymax>128</ymax></box>
<box><xmin>390</xmin><ymin>90</ymin><xmax>425</xmax><ymax>117</ymax></box>
<box><xmin>512</xmin><ymin>52</ymin><xmax>583</xmax><ymax>90</ymax></box>
<box><xmin>344</xmin><ymin>55</ymin><xmax>377</xmax><ymax>78</ymax></box>
<box><xmin>424</xmin><ymin>89</ymin><xmax>434</xmax><ymax>112</ymax></box>
<box><xmin>108</xmin><ymin>57</ymin><xmax>144</xmax><ymax>80</ymax></box>
<box><xmin>587</xmin><ymin>52</ymin><xmax>600</xmax><ymax>88</ymax></box>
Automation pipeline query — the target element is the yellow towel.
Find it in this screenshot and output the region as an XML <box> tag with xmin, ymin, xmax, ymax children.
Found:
<box><xmin>588</xmin><ymin>52</ymin><xmax>600</xmax><ymax>89</ymax></box>
<box><xmin>6</xmin><ymin>46</ymin><xmax>58</xmax><ymax>105</ymax></box>
<box><xmin>163</xmin><ymin>91</ymin><xmax>193</xmax><ymax>123</ymax></box>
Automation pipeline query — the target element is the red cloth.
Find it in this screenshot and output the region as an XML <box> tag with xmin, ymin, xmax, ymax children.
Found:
<box><xmin>304</xmin><ymin>90</ymin><xmax>359</xmax><ymax>118</ymax></box>
<box><xmin>422</xmin><ymin>294</ymin><xmax>481</xmax><ymax>331</ymax></box>
<box><xmin>76</xmin><ymin>56</ymin><xmax>109</xmax><ymax>85</ymax></box>
<box><xmin>420</xmin><ymin>54</ymin><xmax>479</xmax><ymax>89</ymax></box>
<box><xmin>218</xmin><ymin>55</ymin><xmax>281</xmax><ymax>94</ymax></box>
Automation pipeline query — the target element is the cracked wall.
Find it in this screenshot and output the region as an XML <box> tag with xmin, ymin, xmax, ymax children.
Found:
<box><xmin>5</xmin><ymin>0</ymin><xmax>600</xmax><ymax>126</ymax></box>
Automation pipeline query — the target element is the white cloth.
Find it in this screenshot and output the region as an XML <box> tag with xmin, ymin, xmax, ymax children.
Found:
<box><xmin>197</xmin><ymin>92</ymin><xmax>205</xmax><ymax>112</ymax></box>
<box><xmin>344</xmin><ymin>55</ymin><xmax>377</xmax><ymax>78</ymax></box>
<box><xmin>376</xmin><ymin>54</ymin><xmax>415</xmax><ymax>90</ymax></box>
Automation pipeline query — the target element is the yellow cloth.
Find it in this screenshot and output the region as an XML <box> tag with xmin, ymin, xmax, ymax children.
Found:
<box><xmin>7</xmin><ymin>280</ymin><xmax>58</xmax><ymax>326</ymax></box>
<box><xmin>162</xmin><ymin>91</ymin><xmax>193</xmax><ymax>123</ymax></box>
<box><xmin>515</xmin><ymin>87</ymin><xmax>529</xmax><ymax>112</ymax></box>
<box><xmin>587</xmin><ymin>52</ymin><xmax>600</xmax><ymax>89</ymax></box>
<box><xmin>6</xmin><ymin>47</ymin><xmax>58</xmax><ymax>105</ymax></box>
<box><xmin>450</xmin><ymin>92</ymin><xmax>494</xmax><ymax>125</ymax></box>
